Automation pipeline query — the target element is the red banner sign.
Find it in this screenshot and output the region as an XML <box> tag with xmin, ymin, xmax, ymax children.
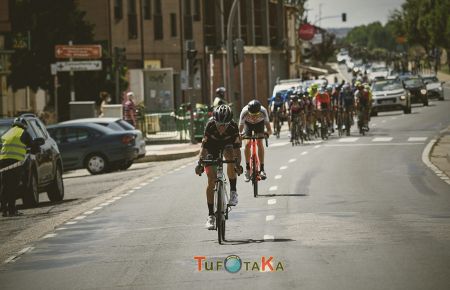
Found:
<box><xmin>55</xmin><ymin>45</ymin><xmax>102</xmax><ymax>59</ymax></box>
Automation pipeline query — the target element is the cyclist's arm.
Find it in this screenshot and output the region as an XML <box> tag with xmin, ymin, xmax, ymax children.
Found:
<box><xmin>261</xmin><ymin>107</ymin><xmax>272</xmax><ymax>135</ymax></box>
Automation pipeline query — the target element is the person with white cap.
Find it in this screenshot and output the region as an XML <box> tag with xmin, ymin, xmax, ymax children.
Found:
<box><xmin>122</xmin><ymin>91</ymin><xmax>137</xmax><ymax>127</ymax></box>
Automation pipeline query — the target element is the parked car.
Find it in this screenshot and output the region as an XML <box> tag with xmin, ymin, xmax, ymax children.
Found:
<box><xmin>402</xmin><ymin>76</ymin><xmax>429</xmax><ymax>106</ymax></box>
<box><xmin>58</xmin><ymin>118</ymin><xmax>146</xmax><ymax>158</ymax></box>
<box><xmin>421</xmin><ymin>74</ymin><xmax>445</xmax><ymax>101</ymax></box>
<box><xmin>370</xmin><ymin>80</ymin><xmax>411</xmax><ymax>116</ymax></box>
<box><xmin>0</xmin><ymin>114</ymin><xmax>64</xmax><ymax>207</ymax></box>
<box><xmin>47</xmin><ymin>122</ymin><xmax>136</xmax><ymax>175</ymax></box>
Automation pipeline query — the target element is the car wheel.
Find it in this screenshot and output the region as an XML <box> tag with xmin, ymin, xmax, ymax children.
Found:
<box><xmin>119</xmin><ymin>160</ymin><xmax>133</xmax><ymax>171</ymax></box>
<box><xmin>85</xmin><ymin>154</ymin><xmax>108</xmax><ymax>175</ymax></box>
<box><xmin>47</xmin><ymin>165</ymin><xmax>64</xmax><ymax>202</ymax></box>
<box><xmin>23</xmin><ymin>170</ymin><xmax>39</xmax><ymax>207</ymax></box>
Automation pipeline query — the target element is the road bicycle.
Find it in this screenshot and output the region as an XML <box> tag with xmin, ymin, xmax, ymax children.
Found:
<box><xmin>243</xmin><ymin>135</ymin><xmax>268</xmax><ymax>197</ymax></box>
<box><xmin>336</xmin><ymin>106</ymin><xmax>344</xmax><ymax>137</ymax></box>
<box><xmin>290</xmin><ymin>114</ymin><xmax>304</xmax><ymax>146</ymax></box>
<box><xmin>272</xmin><ymin>107</ymin><xmax>282</xmax><ymax>139</ymax></box>
<box><xmin>199</xmin><ymin>151</ymin><xmax>239</xmax><ymax>244</ymax></box>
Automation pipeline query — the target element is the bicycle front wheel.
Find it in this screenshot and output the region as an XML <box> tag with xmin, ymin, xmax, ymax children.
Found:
<box><xmin>216</xmin><ymin>182</ymin><xmax>225</xmax><ymax>244</ymax></box>
<box><xmin>252</xmin><ymin>158</ymin><xmax>258</xmax><ymax>197</ymax></box>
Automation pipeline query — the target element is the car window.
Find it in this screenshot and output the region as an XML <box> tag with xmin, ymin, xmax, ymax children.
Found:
<box><xmin>423</xmin><ymin>77</ymin><xmax>439</xmax><ymax>83</ymax></box>
<box><xmin>0</xmin><ymin>124</ymin><xmax>11</xmax><ymax>136</ymax></box>
<box><xmin>105</xmin><ymin>122</ymin><xmax>125</xmax><ymax>131</ymax></box>
<box><xmin>28</xmin><ymin>119</ymin><xmax>45</xmax><ymax>139</ymax></box>
<box><xmin>52</xmin><ymin>127</ymin><xmax>91</xmax><ymax>144</ymax></box>
<box><xmin>404</xmin><ymin>78</ymin><xmax>423</xmax><ymax>86</ymax></box>
<box><xmin>35</xmin><ymin>119</ymin><xmax>49</xmax><ymax>138</ymax></box>
<box><xmin>117</xmin><ymin>119</ymin><xmax>135</xmax><ymax>130</ymax></box>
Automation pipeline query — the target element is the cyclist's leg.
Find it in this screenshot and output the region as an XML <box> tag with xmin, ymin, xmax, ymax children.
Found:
<box><xmin>224</xmin><ymin>146</ymin><xmax>239</xmax><ymax>205</ymax></box>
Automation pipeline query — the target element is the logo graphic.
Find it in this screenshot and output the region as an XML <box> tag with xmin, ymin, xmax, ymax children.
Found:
<box><xmin>224</xmin><ymin>255</ymin><xmax>242</xmax><ymax>273</ymax></box>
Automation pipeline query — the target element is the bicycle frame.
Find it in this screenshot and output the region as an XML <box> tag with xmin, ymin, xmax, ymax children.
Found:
<box><xmin>243</xmin><ymin>136</ymin><xmax>267</xmax><ymax>197</ymax></box>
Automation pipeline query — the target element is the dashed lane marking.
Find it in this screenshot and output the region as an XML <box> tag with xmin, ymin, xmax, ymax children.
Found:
<box><xmin>65</xmin><ymin>221</ymin><xmax>77</xmax><ymax>225</ymax></box>
<box><xmin>269</xmin><ymin>186</ymin><xmax>278</xmax><ymax>191</ymax></box>
<box><xmin>280</xmin><ymin>166</ymin><xmax>288</xmax><ymax>170</ymax></box>
<box><xmin>270</xmin><ymin>142</ymin><xmax>290</xmax><ymax>147</ymax></box>
<box><xmin>268</xmin><ymin>199</ymin><xmax>277</xmax><ymax>205</ymax></box>
<box><xmin>301</xmin><ymin>151</ymin><xmax>308</xmax><ymax>155</ymax></box>
<box><xmin>372</xmin><ymin>137</ymin><xmax>393</xmax><ymax>142</ymax></box>
<box><xmin>83</xmin><ymin>211</ymin><xmax>95</xmax><ymax>215</ymax></box>
<box><xmin>274</xmin><ymin>175</ymin><xmax>282</xmax><ymax>180</ymax></box>
<box><xmin>264</xmin><ymin>235</ymin><xmax>275</xmax><ymax>241</ymax></box>
<box><xmin>408</xmin><ymin>137</ymin><xmax>427</xmax><ymax>142</ymax></box>
<box><xmin>314</xmin><ymin>145</ymin><xmax>321</xmax><ymax>149</ymax></box>
<box><xmin>338</xmin><ymin>137</ymin><xmax>359</xmax><ymax>143</ymax></box>
<box><xmin>92</xmin><ymin>206</ymin><xmax>103</xmax><ymax>210</ymax></box>
<box><xmin>42</xmin><ymin>233</ymin><xmax>57</xmax><ymax>239</ymax></box>
<box><xmin>73</xmin><ymin>216</ymin><xmax>86</xmax><ymax>220</ymax></box>
<box><xmin>288</xmin><ymin>158</ymin><xmax>297</xmax><ymax>163</ymax></box>
<box><xmin>266</xmin><ymin>215</ymin><xmax>275</xmax><ymax>222</ymax></box>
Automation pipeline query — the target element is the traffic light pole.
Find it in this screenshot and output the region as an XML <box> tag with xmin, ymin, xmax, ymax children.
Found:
<box><xmin>226</xmin><ymin>0</ymin><xmax>239</xmax><ymax>110</ymax></box>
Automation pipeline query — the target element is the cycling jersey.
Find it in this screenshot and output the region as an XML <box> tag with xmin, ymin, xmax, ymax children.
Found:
<box><xmin>289</xmin><ymin>101</ymin><xmax>304</xmax><ymax>115</ymax></box>
<box><xmin>339</xmin><ymin>91</ymin><xmax>355</xmax><ymax>107</ymax></box>
<box><xmin>315</xmin><ymin>92</ymin><xmax>331</xmax><ymax>110</ymax></box>
<box><xmin>355</xmin><ymin>89</ymin><xmax>369</xmax><ymax>107</ymax></box>
<box><xmin>202</xmin><ymin>119</ymin><xmax>240</xmax><ymax>158</ymax></box>
<box><xmin>239</xmin><ymin>105</ymin><xmax>270</xmax><ymax>125</ymax></box>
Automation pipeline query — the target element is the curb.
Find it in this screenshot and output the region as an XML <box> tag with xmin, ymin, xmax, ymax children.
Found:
<box><xmin>422</xmin><ymin>136</ymin><xmax>450</xmax><ymax>186</ymax></box>
<box><xmin>135</xmin><ymin>149</ymin><xmax>200</xmax><ymax>163</ymax></box>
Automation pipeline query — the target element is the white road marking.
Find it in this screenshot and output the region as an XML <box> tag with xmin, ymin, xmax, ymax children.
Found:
<box><xmin>120</xmin><ymin>193</ymin><xmax>130</xmax><ymax>197</ymax></box>
<box><xmin>274</xmin><ymin>175</ymin><xmax>282</xmax><ymax>180</ymax></box>
<box><xmin>338</xmin><ymin>137</ymin><xmax>359</xmax><ymax>142</ymax></box>
<box><xmin>128</xmin><ymin>190</ymin><xmax>135</xmax><ymax>193</ymax></box>
<box><xmin>42</xmin><ymin>233</ymin><xmax>57</xmax><ymax>239</ymax></box>
<box><xmin>264</xmin><ymin>235</ymin><xmax>275</xmax><ymax>241</ymax></box>
<box><xmin>65</xmin><ymin>221</ymin><xmax>77</xmax><ymax>225</ymax></box>
<box><xmin>140</xmin><ymin>182</ymin><xmax>148</xmax><ymax>186</ymax></box>
<box><xmin>301</xmin><ymin>151</ymin><xmax>308</xmax><ymax>155</ymax></box>
<box><xmin>280</xmin><ymin>166</ymin><xmax>288</xmax><ymax>170</ymax></box>
<box><xmin>74</xmin><ymin>216</ymin><xmax>86</xmax><ymax>220</ymax></box>
<box><xmin>372</xmin><ymin>137</ymin><xmax>393</xmax><ymax>142</ymax></box>
<box><xmin>92</xmin><ymin>206</ymin><xmax>103</xmax><ymax>210</ymax></box>
<box><xmin>55</xmin><ymin>227</ymin><xmax>68</xmax><ymax>231</ymax></box>
<box><xmin>269</xmin><ymin>186</ymin><xmax>278</xmax><ymax>191</ymax></box>
<box><xmin>4</xmin><ymin>247</ymin><xmax>34</xmax><ymax>264</ymax></box>
<box><xmin>133</xmin><ymin>186</ymin><xmax>142</xmax><ymax>190</ymax></box>
<box><xmin>325</xmin><ymin>143</ymin><xmax>424</xmax><ymax>147</ymax></box>
<box><xmin>288</xmin><ymin>158</ymin><xmax>297</xmax><ymax>163</ymax></box>
<box><xmin>408</xmin><ymin>137</ymin><xmax>427</xmax><ymax>142</ymax></box>
<box><xmin>372</xmin><ymin>123</ymin><xmax>377</xmax><ymax>127</ymax></box>
<box><xmin>112</xmin><ymin>196</ymin><xmax>123</xmax><ymax>200</ymax></box>
<box><xmin>99</xmin><ymin>203</ymin><xmax>110</xmax><ymax>206</ymax></box>
<box><xmin>83</xmin><ymin>211</ymin><xmax>95</xmax><ymax>215</ymax></box>
<box><xmin>180</xmin><ymin>165</ymin><xmax>187</xmax><ymax>169</ymax></box>
<box><xmin>174</xmin><ymin>168</ymin><xmax>181</xmax><ymax>172</ymax></box>
<box><xmin>268</xmin><ymin>199</ymin><xmax>277</xmax><ymax>205</ymax></box>
<box><xmin>266</xmin><ymin>215</ymin><xmax>275</xmax><ymax>222</ymax></box>
<box><xmin>441</xmin><ymin>176</ymin><xmax>450</xmax><ymax>180</ymax></box>
<box><xmin>314</xmin><ymin>145</ymin><xmax>321</xmax><ymax>149</ymax></box>
<box><xmin>270</xmin><ymin>142</ymin><xmax>290</xmax><ymax>147</ymax></box>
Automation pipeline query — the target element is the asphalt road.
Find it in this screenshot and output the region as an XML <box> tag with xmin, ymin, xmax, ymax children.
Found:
<box><xmin>0</xmin><ymin>78</ymin><xmax>449</xmax><ymax>289</ymax></box>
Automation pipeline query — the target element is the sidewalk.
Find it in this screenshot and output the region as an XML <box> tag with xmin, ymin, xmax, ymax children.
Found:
<box><xmin>135</xmin><ymin>142</ymin><xmax>201</xmax><ymax>163</ymax></box>
<box><xmin>430</xmin><ymin>126</ymin><xmax>450</xmax><ymax>181</ymax></box>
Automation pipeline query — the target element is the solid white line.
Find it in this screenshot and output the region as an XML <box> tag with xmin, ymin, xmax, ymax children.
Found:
<box><xmin>274</xmin><ymin>175</ymin><xmax>282</xmax><ymax>180</ymax></box>
<box><xmin>408</xmin><ymin>137</ymin><xmax>427</xmax><ymax>142</ymax></box>
<box><xmin>338</xmin><ymin>137</ymin><xmax>359</xmax><ymax>143</ymax></box>
<box><xmin>301</xmin><ymin>151</ymin><xmax>308</xmax><ymax>155</ymax></box>
<box><xmin>74</xmin><ymin>216</ymin><xmax>86</xmax><ymax>220</ymax></box>
<box><xmin>288</xmin><ymin>158</ymin><xmax>297</xmax><ymax>163</ymax></box>
<box><xmin>268</xmin><ymin>199</ymin><xmax>277</xmax><ymax>205</ymax></box>
<box><xmin>325</xmin><ymin>143</ymin><xmax>424</xmax><ymax>147</ymax></box>
<box><xmin>269</xmin><ymin>186</ymin><xmax>278</xmax><ymax>191</ymax></box>
<box><xmin>42</xmin><ymin>233</ymin><xmax>57</xmax><ymax>239</ymax></box>
<box><xmin>83</xmin><ymin>211</ymin><xmax>95</xmax><ymax>215</ymax></box>
<box><xmin>264</xmin><ymin>235</ymin><xmax>275</xmax><ymax>241</ymax></box>
<box><xmin>372</xmin><ymin>137</ymin><xmax>393</xmax><ymax>142</ymax></box>
<box><xmin>280</xmin><ymin>166</ymin><xmax>287</xmax><ymax>170</ymax></box>
<box><xmin>266</xmin><ymin>215</ymin><xmax>275</xmax><ymax>222</ymax></box>
<box><xmin>3</xmin><ymin>247</ymin><xmax>34</xmax><ymax>264</ymax></box>
<box><xmin>65</xmin><ymin>221</ymin><xmax>77</xmax><ymax>225</ymax></box>
<box><xmin>422</xmin><ymin>139</ymin><xmax>439</xmax><ymax>170</ymax></box>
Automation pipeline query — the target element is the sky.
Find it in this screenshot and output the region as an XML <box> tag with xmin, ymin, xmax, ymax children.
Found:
<box><xmin>305</xmin><ymin>0</ymin><xmax>406</xmax><ymax>28</ymax></box>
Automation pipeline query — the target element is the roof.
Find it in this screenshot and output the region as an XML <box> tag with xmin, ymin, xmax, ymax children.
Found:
<box><xmin>47</xmin><ymin>122</ymin><xmax>115</xmax><ymax>133</ymax></box>
<box><xmin>60</xmin><ymin>118</ymin><xmax>121</xmax><ymax>125</ymax></box>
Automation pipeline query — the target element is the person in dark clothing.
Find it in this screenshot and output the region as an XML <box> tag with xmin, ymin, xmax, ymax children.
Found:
<box><xmin>0</xmin><ymin>117</ymin><xmax>32</xmax><ymax>217</ymax></box>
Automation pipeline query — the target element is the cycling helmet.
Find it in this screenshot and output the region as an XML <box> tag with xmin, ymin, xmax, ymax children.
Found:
<box><xmin>247</xmin><ymin>99</ymin><xmax>261</xmax><ymax>114</ymax></box>
<box><xmin>213</xmin><ymin>104</ymin><xmax>233</xmax><ymax>124</ymax></box>
<box><xmin>215</xmin><ymin>87</ymin><xmax>226</xmax><ymax>98</ymax></box>
<box><xmin>326</xmin><ymin>85</ymin><xmax>333</xmax><ymax>92</ymax></box>
<box><xmin>311</xmin><ymin>83</ymin><xmax>319</xmax><ymax>90</ymax></box>
<box><xmin>12</xmin><ymin>117</ymin><xmax>28</xmax><ymax>129</ymax></box>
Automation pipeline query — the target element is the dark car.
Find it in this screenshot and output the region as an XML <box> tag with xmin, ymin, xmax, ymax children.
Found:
<box><xmin>0</xmin><ymin>114</ymin><xmax>64</xmax><ymax>207</ymax></box>
<box><xmin>402</xmin><ymin>76</ymin><xmax>429</xmax><ymax>106</ymax></box>
<box><xmin>47</xmin><ymin>122</ymin><xmax>136</xmax><ymax>175</ymax></box>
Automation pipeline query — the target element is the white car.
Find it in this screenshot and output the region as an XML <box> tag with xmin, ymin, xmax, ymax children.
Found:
<box><xmin>368</xmin><ymin>66</ymin><xmax>389</xmax><ymax>82</ymax></box>
<box><xmin>60</xmin><ymin>118</ymin><xmax>146</xmax><ymax>159</ymax></box>
<box><xmin>421</xmin><ymin>75</ymin><xmax>445</xmax><ymax>101</ymax></box>
<box><xmin>371</xmin><ymin>79</ymin><xmax>411</xmax><ymax>116</ymax></box>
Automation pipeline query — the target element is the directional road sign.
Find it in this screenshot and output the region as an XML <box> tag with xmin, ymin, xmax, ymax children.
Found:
<box><xmin>55</xmin><ymin>61</ymin><xmax>102</xmax><ymax>72</ymax></box>
<box><xmin>55</xmin><ymin>45</ymin><xmax>102</xmax><ymax>59</ymax></box>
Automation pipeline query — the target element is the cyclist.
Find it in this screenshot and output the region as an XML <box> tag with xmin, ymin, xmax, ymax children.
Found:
<box><xmin>239</xmin><ymin>99</ymin><xmax>272</xmax><ymax>181</ymax></box>
<box><xmin>354</xmin><ymin>82</ymin><xmax>370</xmax><ymax>132</ymax></box>
<box><xmin>288</xmin><ymin>92</ymin><xmax>306</xmax><ymax>142</ymax></box>
<box><xmin>269</xmin><ymin>90</ymin><xmax>286</xmax><ymax>137</ymax></box>
<box><xmin>315</xmin><ymin>85</ymin><xmax>331</xmax><ymax>130</ymax></box>
<box><xmin>195</xmin><ymin>105</ymin><xmax>243</xmax><ymax>230</ymax></box>
<box><xmin>364</xmin><ymin>83</ymin><xmax>373</xmax><ymax>128</ymax></box>
<box><xmin>212</xmin><ymin>87</ymin><xmax>228</xmax><ymax>108</ymax></box>
<box><xmin>339</xmin><ymin>83</ymin><xmax>355</xmax><ymax>132</ymax></box>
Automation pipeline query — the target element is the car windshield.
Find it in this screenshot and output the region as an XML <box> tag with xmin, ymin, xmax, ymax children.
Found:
<box><xmin>404</xmin><ymin>78</ymin><xmax>423</xmax><ymax>86</ymax></box>
<box><xmin>0</xmin><ymin>124</ymin><xmax>11</xmax><ymax>136</ymax></box>
<box><xmin>423</xmin><ymin>76</ymin><xmax>439</xmax><ymax>83</ymax></box>
<box><xmin>372</xmin><ymin>81</ymin><xmax>403</xmax><ymax>92</ymax></box>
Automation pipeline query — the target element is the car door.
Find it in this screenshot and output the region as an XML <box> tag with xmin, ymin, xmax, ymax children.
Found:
<box><xmin>53</xmin><ymin>126</ymin><xmax>91</xmax><ymax>170</ymax></box>
<box><xmin>27</xmin><ymin>119</ymin><xmax>51</xmax><ymax>184</ymax></box>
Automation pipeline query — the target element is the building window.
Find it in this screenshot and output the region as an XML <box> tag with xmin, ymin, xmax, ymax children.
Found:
<box><xmin>170</xmin><ymin>13</ymin><xmax>177</xmax><ymax>37</ymax></box>
<box><xmin>184</xmin><ymin>0</ymin><xmax>193</xmax><ymax>39</ymax></box>
<box><xmin>154</xmin><ymin>0</ymin><xmax>163</xmax><ymax>40</ymax></box>
<box><xmin>193</xmin><ymin>0</ymin><xmax>201</xmax><ymax>21</ymax></box>
<box><xmin>143</xmin><ymin>0</ymin><xmax>151</xmax><ymax>20</ymax></box>
<box><xmin>114</xmin><ymin>0</ymin><xmax>123</xmax><ymax>20</ymax></box>
<box><xmin>128</xmin><ymin>0</ymin><xmax>138</xmax><ymax>39</ymax></box>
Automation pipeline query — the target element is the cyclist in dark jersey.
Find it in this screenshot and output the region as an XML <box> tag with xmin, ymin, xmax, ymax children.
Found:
<box><xmin>195</xmin><ymin>105</ymin><xmax>243</xmax><ymax>230</ymax></box>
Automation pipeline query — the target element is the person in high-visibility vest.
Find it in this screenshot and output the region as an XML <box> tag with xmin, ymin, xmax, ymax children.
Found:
<box><xmin>0</xmin><ymin>117</ymin><xmax>32</xmax><ymax>217</ymax></box>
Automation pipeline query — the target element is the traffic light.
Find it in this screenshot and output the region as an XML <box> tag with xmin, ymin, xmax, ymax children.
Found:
<box><xmin>342</xmin><ymin>13</ymin><xmax>347</xmax><ymax>22</ymax></box>
<box><xmin>114</xmin><ymin>47</ymin><xmax>126</xmax><ymax>66</ymax></box>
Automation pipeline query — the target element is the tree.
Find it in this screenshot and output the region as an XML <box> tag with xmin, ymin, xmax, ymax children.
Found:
<box><xmin>8</xmin><ymin>0</ymin><xmax>94</xmax><ymax>92</ymax></box>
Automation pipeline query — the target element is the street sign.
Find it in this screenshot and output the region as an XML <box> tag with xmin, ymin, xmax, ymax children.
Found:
<box><xmin>298</xmin><ymin>24</ymin><xmax>316</xmax><ymax>41</ymax></box>
<box><xmin>55</xmin><ymin>45</ymin><xmax>102</xmax><ymax>59</ymax></box>
<box><xmin>55</xmin><ymin>61</ymin><xmax>102</xmax><ymax>72</ymax></box>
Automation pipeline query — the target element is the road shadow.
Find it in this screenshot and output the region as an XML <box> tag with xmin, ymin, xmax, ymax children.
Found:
<box><xmin>223</xmin><ymin>238</ymin><xmax>295</xmax><ymax>245</ymax></box>
<box><xmin>257</xmin><ymin>193</ymin><xmax>308</xmax><ymax>197</ymax></box>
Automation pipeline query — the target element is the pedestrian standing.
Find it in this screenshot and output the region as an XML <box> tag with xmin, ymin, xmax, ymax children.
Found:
<box><xmin>98</xmin><ymin>91</ymin><xmax>111</xmax><ymax>117</ymax></box>
<box><xmin>122</xmin><ymin>91</ymin><xmax>137</xmax><ymax>127</ymax></box>
<box><xmin>0</xmin><ymin>117</ymin><xmax>32</xmax><ymax>217</ymax></box>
